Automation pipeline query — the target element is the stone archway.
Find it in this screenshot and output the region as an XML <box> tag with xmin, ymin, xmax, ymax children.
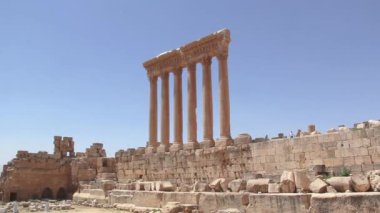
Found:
<box><xmin>41</xmin><ymin>187</ymin><xmax>53</xmax><ymax>199</ymax></box>
<box><xmin>56</xmin><ymin>187</ymin><xmax>67</xmax><ymax>200</ymax></box>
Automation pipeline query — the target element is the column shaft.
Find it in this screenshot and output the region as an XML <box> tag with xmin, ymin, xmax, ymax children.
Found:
<box><xmin>202</xmin><ymin>57</ymin><xmax>214</xmax><ymax>145</ymax></box>
<box><xmin>218</xmin><ymin>54</ymin><xmax>232</xmax><ymax>140</ymax></box>
<box><xmin>148</xmin><ymin>75</ymin><xmax>158</xmax><ymax>147</ymax></box>
<box><xmin>187</xmin><ymin>64</ymin><xmax>197</xmax><ymax>143</ymax></box>
<box><xmin>160</xmin><ymin>73</ymin><xmax>170</xmax><ymax>146</ymax></box>
<box><xmin>173</xmin><ymin>68</ymin><xmax>183</xmax><ymax>145</ymax></box>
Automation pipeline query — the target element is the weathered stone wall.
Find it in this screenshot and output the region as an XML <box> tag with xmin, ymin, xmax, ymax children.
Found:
<box><xmin>0</xmin><ymin>155</ymin><xmax>74</xmax><ymax>201</ymax></box>
<box><xmin>115</xmin><ymin>126</ymin><xmax>380</xmax><ymax>185</ymax></box>
<box><xmin>0</xmin><ymin>138</ymin><xmax>112</xmax><ymax>202</ymax></box>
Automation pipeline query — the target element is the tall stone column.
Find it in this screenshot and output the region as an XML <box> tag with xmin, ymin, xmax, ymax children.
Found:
<box><xmin>217</xmin><ymin>53</ymin><xmax>233</xmax><ymax>146</ymax></box>
<box><xmin>158</xmin><ymin>72</ymin><xmax>170</xmax><ymax>152</ymax></box>
<box><xmin>170</xmin><ymin>68</ymin><xmax>183</xmax><ymax>152</ymax></box>
<box><xmin>185</xmin><ymin>63</ymin><xmax>199</xmax><ymax>150</ymax></box>
<box><xmin>147</xmin><ymin>75</ymin><xmax>158</xmax><ymax>153</ymax></box>
<box><xmin>202</xmin><ymin>57</ymin><xmax>215</xmax><ymax>147</ymax></box>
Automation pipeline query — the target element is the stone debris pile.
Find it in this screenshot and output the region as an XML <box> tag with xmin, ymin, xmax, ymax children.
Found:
<box><xmin>0</xmin><ymin>200</ymin><xmax>74</xmax><ymax>212</ymax></box>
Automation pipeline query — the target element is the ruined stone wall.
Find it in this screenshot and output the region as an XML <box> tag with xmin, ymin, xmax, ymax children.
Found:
<box><xmin>1</xmin><ymin>155</ymin><xmax>73</xmax><ymax>201</ymax></box>
<box><xmin>115</xmin><ymin>125</ymin><xmax>380</xmax><ymax>185</ymax></box>
<box><xmin>0</xmin><ymin>138</ymin><xmax>112</xmax><ymax>202</ymax></box>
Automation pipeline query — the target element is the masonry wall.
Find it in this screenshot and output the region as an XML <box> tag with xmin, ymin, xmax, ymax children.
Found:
<box><xmin>115</xmin><ymin>126</ymin><xmax>380</xmax><ymax>185</ymax></box>
<box><xmin>1</xmin><ymin>157</ymin><xmax>74</xmax><ymax>201</ymax></box>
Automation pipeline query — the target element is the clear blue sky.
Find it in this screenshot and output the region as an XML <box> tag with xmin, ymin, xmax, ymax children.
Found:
<box><xmin>1</xmin><ymin>1</ymin><xmax>380</xmax><ymax>168</ymax></box>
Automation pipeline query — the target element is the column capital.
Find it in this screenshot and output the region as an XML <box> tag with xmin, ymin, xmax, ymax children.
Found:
<box><xmin>149</xmin><ymin>74</ymin><xmax>157</xmax><ymax>82</ymax></box>
<box><xmin>187</xmin><ymin>63</ymin><xmax>196</xmax><ymax>71</ymax></box>
<box><xmin>160</xmin><ymin>72</ymin><xmax>169</xmax><ymax>79</ymax></box>
<box><xmin>201</xmin><ymin>57</ymin><xmax>212</xmax><ymax>67</ymax></box>
<box><xmin>173</xmin><ymin>67</ymin><xmax>183</xmax><ymax>76</ymax></box>
<box><xmin>217</xmin><ymin>53</ymin><xmax>228</xmax><ymax>61</ymax></box>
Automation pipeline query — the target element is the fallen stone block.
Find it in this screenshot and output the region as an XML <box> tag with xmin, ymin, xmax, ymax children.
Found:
<box><xmin>309</xmin><ymin>178</ymin><xmax>327</xmax><ymax>193</ymax></box>
<box><xmin>326</xmin><ymin>186</ymin><xmax>337</xmax><ymax>193</ymax></box>
<box><xmin>268</xmin><ymin>183</ymin><xmax>280</xmax><ymax>193</ymax></box>
<box><xmin>367</xmin><ymin>170</ymin><xmax>380</xmax><ymax>191</ymax></box>
<box><xmin>280</xmin><ymin>171</ymin><xmax>296</xmax><ymax>193</ymax></box>
<box><xmin>209</xmin><ymin>178</ymin><xmax>223</xmax><ymax>192</ymax></box>
<box><xmin>192</xmin><ymin>181</ymin><xmax>210</xmax><ymax>192</ymax></box>
<box><xmin>326</xmin><ymin>177</ymin><xmax>352</xmax><ymax>192</ymax></box>
<box><xmin>178</xmin><ymin>183</ymin><xmax>192</xmax><ymax>192</ymax></box>
<box><xmin>246</xmin><ymin>178</ymin><xmax>270</xmax><ymax>193</ymax></box>
<box><xmin>351</xmin><ymin>174</ymin><xmax>370</xmax><ymax>192</ymax></box>
<box><xmin>294</xmin><ymin>169</ymin><xmax>311</xmax><ymax>192</ymax></box>
<box><xmin>228</xmin><ymin>179</ymin><xmax>246</xmax><ymax>192</ymax></box>
<box><xmin>156</xmin><ymin>181</ymin><xmax>175</xmax><ymax>192</ymax></box>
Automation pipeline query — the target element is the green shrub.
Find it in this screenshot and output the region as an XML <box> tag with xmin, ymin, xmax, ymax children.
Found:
<box><xmin>340</xmin><ymin>166</ymin><xmax>351</xmax><ymax>176</ymax></box>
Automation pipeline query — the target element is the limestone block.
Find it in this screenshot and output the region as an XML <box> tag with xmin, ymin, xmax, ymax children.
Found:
<box><xmin>367</xmin><ymin>170</ymin><xmax>380</xmax><ymax>191</ymax></box>
<box><xmin>309</xmin><ymin>192</ymin><xmax>380</xmax><ymax>213</ymax></box>
<box><xmin>246</xmin><ymin>178</ymin><xmax>270</xmax><ymax>193</ymax></box>
<box><xmin>162</xmin><ymin>202</ymin><xmax>182</xmax><ymax>213</ymax></box>
<box><xmin>268</xmin><ymin>183</ymin><xmax>280</xmax><ymax>193</ymax></box>
<box><xmin>309</xmin><ymin>178</ymin><xmax>327</xmax><ymax>193</ymax></box>
<box><xmin>247</xmin><ymin>194</ymin><xmax>311</xmax><ymax>213</ymax></box>
<box><xmin>354</xmin><ymin>156</ymin><xmax>372</xmax><ymax>165</ymax></box>
<box><xmin>209</xmin><ymin>178</ymin><xmax>223</xmax><ymax>192</ymax></box>
<box><xmin>280</xmin><ymin>171</ymin><xmax>296</xmax><ymax>193</ymax></box>
<box><xmin>325</xmin><ymin>177</ymin><xmax>352</xmax><ymax>192</ymax></box>
<box><xmin>198</xmin><ymin>192</ymin><xmax>247</xmax><ymax>213</ymax></box>
<box><xmin>294</xmin><ymin>170</ymin><xmax>311</xmax><ymax>192</ymax></box>
<box><xmin>217</xmin><ymin>208</ymin><xmax>241</xmax><ymax>213</ymax></box>
<box><xmin>228</xmin><ymin>179</ymin><xmax>247</xmax><ymax>192</ymax></box>
<box><xmin>135</xmin><ymin>182</ymin><xmax>144</xmax><ymax>191</ymax></box>
<box><xmin>351</xmin><ymin>174</ymin><xmax>370</xmax><ymax>192</ymax></box>
<box><xmin>326</xmin><ymin>186</ymin><xmax>337</xmax><ymax>193</ymax></box>
<box><xmin>369</xmin><ymin>120</ymin><xmax>380</xmax><ymax>128</ymax></box>
<box><xmin>143</xmin><ymin>182</ymin><xmax>153</xmax><ymax>191</ymax></box>
<box><xmin>234</xmin><ymin>133</ymin><xmax>252</xmax><ymax>144</ymax></box>
<box><xmin>192</xmin><ymin>181</ymin><xmax>210</xmax><ymax>192</ymax></box>
<box><xmin>156</xmin><ymin>181</ymin><xmax>175</xmax><ymax>192</ymax></box>
<box><xmin>177</xmin><ymin>183</ymin><xmax>192</xmax><ymax>192</ymax></box>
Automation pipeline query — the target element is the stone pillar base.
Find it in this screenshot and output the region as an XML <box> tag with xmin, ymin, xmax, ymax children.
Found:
<box><xmin>169</xmin><ymin>143</ymin><xmax>183</xmax><ymax>152</ymax></box>
<box><xmin>201</xmin><ymin>139</ymin><xmax>215</xmax><ymax>148</ymax></box>
<box><xmin>145</xmin><ymin>146</ymin><xmax>157</xmax><ymax>154</ymax></box>
<box><xmin>157</xmin><ymin>144</ymin><xmax>169</xmax><ymax>153</ymax></box>
<box><xmin>216</xmin><ymin>137</ymin><xmax>234</xmax><ymax>147</ymax></box>
<box><xmin>184</xmin><ymin>142</ymin><xmax>199</xmax><ymax>150</ymax></box>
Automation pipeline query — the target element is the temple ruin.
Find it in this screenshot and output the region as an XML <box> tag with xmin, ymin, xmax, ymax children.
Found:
<box><xmin>143</xmin><ymin>29</ymin><xmax>232</xmax><ymax>153</ymax></box>
<box><xmin>2</xmin><ymin>29</ymin><xmax>380</xmax><ymax>212</ymax></box>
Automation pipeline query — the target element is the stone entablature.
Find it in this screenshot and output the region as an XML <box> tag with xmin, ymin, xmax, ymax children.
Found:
<box><xmin>143</xmin><ymin>29</ymin><xmax>230</xmax><ymax>77</ymax></box>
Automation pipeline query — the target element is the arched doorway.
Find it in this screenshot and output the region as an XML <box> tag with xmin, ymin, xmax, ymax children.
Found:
<box><xmin>41</xmin><ymin>187</ymin><xmax>53</xmax><ymax>199</ymax></box>
<box><xmin>56</xmin><ymin>187</ymin><xmax>67</xmax><ymax>200</ymax></box>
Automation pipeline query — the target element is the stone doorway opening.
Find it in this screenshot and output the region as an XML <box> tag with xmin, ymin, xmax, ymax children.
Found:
<box><xmin>41</xmin><ymin>187</ymin><xmax>53</xmax><ymax>199</ymax></box>
<box><xmin>10</xmin><ymin>192</ymin><xmax>17</xmax><ymax>201</ymax></box>
<box><xmin>56</xmin><ymin>187</ymin><xmax>67</xmax><ymax>200</ymax></box>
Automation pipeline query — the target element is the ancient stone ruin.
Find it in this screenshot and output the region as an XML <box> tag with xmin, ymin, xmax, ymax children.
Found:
<box><xmin>0</xmin><ymin>137</ymin><xmax>113</xmax><ymax>203</ymax></box>
<box><xmin>2</xmin><ymin>29</ymin><xmax>380</xmax><ymax>212</ymax></box>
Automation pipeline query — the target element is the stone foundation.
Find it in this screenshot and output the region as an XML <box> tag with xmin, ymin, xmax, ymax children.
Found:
<box><xmin>73</xmin><ymin>190</ymin><xmax>380</xmax><ymax>212</ymax></box>
<box><xmin>116</xmin><ymin>125</ymin><xmax>380</xmax><ymax>184</ymax></box>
